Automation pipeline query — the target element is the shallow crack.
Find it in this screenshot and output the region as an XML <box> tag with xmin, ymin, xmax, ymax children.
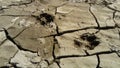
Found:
<box><xmin>0</xmin><ymin>39</ymin><xmax>7</xmax><ymax>46</ymax></box>
<box><xmin>0</xmin><ymin>14</ymin><xmax>32</xmax><ymax>17</ymax></box>
<box><xmin>0</xmin><ymin>0</ymin><xmax>34</xmax><ymax>14</ymax></box>
<box><xmin>109</xmin><ymin>44</ymin><xmax>120</xmax><ymax>57</ymax></box>
<box><xmin>103</xmin><ymin>0</ymin><xmax>120</xmax><ymax>14</ymax></box>
<box><xmin>8</xmin><ymin>0</ymin><xmax>34</xmax><ymax>7</ymax></box>
<box><xmin>0</xmin><ymin>6</ymin><xmax>9</xmax><ymax>14</ymax></box>
<box><xmin>0</xmin><ymin>28</ymin><xmax>26</xmax><ymax>46</ymax></box>
<box><xmin>2</xmin><ymin>28</ymin><xmax>36</xmax><ymax>53</ymax></box>
<box><xmin>112</xmin><ymin>9</ymin><xmax>120</xmax><ymax>40</ymax></box>
<box><xmin>12</xmin><ymin>28</ymin><xmax>27</xmax><ymax>39</ymax></box>
<box><xmin>89</xmin><ymin>4</ymin><xmax>100</xmax><ymax>33</ymax></box>
<box><xmin>8</xmin><ymin>50</ymin><xmax>19</xmax><ymax>68</ymax></box>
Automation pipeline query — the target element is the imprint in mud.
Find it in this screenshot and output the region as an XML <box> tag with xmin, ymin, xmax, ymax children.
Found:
<box><xmin>74</xmin><ymin>39</ymin><xmax>83</xmax><ymax>47</ymax></box>
<box><xmin>38</xmin><ymin>13</ymin><xmax>54</xmax><ymax>26</ymax></box>
<box><xmin>74</xmin><ymin>33</ymin><xmax>100</xmax><ymax>50</ymax></box>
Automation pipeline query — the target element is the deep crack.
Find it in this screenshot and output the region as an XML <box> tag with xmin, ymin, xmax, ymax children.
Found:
<box><xmin>56</xmin><ymin>50</ymin><xmax>116</xmax><ymax>59</ymax></box>
<box><xmin>52</xmin><ymin>36</ymin><xmax>61</xmax><ymax>68</ymax></box>
<box><xmin>3</xmin><ymin>28</ymin><xmax>36</xmax><ymax>53</ymax></box>
<box><xmin>40</xmin><ymin>25</ymin><xmax>119</xmax><ymax>38</ymax></box>
<box><xmin>96</xmin><ymin>54</ymin><xmax>101</xmax><ymax>68</ymax></box>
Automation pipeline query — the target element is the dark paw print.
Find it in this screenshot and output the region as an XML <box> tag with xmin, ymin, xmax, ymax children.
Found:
<box><xmin>80</xmin><ymin>33</ymin><xmax>97</xmax><ymax>42</ymax></box>
<box><xmin>38</xmin><ymin>13</ymin><xmax>54</xmax><ymax>26</ymax></box>
<box><xmin>80</xmin><ymin>33</ymin><xmax>100</xmax><ymax>50</ymax></box>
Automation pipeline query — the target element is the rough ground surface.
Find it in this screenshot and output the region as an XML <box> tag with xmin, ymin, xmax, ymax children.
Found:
<box><xmin>0</xmin><ymin>0</ymin><xmax>120</xmax><ymax>68</ymax></box>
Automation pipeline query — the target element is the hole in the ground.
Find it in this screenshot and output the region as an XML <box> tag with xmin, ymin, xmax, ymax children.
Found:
<box><xmin>39</xmin><ymin>13</ymin><xmax>54</xmax><ymax>26</ymax></box>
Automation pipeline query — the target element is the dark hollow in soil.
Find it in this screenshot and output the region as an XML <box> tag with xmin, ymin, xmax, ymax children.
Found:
<box><xmin>39</xmin><ymin>13</ymin><xmax>54</xmax><ymax>26</ymax></box>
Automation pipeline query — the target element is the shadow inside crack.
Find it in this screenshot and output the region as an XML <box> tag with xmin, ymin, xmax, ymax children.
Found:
<box><xmin>40</xmin><ymin>25</ymin><xmax>118</xmax><ymax>38</ymax></box>
<box><xmin>56</xmin><ymin>50</ymin><xmax>116</xmax><ymax>60</ymax></box>
<box><xmin>96</xmin><ymin>54</ymin><xmax>102</xmax><ymax>68</ymax></box>
<box><xmin>3</xmin><ymin>28</ymin><xmax>36</xmax><ymax>53</ymax></box>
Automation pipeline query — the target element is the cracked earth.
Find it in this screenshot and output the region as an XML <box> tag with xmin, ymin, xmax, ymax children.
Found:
<box><xmin>0</xmin><ymin>0</ymin><xmax>120</xmax><ymax>68</ymax></box>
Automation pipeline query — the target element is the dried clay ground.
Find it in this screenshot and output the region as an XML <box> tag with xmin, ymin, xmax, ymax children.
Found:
<box><xmin>0</xmin><ymin>0</ymin><xmax>120</xmax><ymax>68</ymax></box>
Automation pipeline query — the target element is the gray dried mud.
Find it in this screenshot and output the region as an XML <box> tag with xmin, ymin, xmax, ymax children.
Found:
<box><xmin>0</xmin><ymin>0</ymin><xmax>120</xmax><ymax>68</ymax></box>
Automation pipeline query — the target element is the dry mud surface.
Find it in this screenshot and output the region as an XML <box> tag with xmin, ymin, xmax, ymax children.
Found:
<box><xmin>0</xmin><ymin>0</ymin><xmax>120</xmax><ymax>68</ymax></box>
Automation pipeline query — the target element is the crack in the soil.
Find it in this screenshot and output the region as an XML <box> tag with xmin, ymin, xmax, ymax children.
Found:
<box><xmin>106</xmin><ymin>5</ymin><xmax>120</xmax><ymax>13</ymax></box>
<box><xmin>0</xmin><ymin>39</ymin><xmax>7</xmax><ymax>46</ymax></box>
<box><xmin>56</xmin><ymin>50</ymin><xmax>117</xmax><ymax>59</ymax></box>
<box><xmin>0</xmin><ymin>28</ymin><xmax>26</xmax><ymax>46</ymax></box>
<box><xmin>2</xmin><ymin>28</ymin><xmax>36</xmax><ymax>53</ymax></box>
<box><xmin>52</xmin><ymin>40</ymin><xmax>56</xmax><ymax>59</ymax></box>
<box><xmin>52</xmin><ymin>36</ymin><xmax>61</xmax><ymax>68</ymax></box>
<box><xmin>40</xmin><ymin>25</ymin><xmax>120</xmax><ymax>38</ymax></box>
<box><xmin>1</xmin><ymin>1</ymin><xmax>120</xmax><ymax>68</ymax></box>
<box><xmin>49</xmin><ymin>36</ymin><xmax>119</xmax><ymax>68</ymax></box>
<box><xmin>0</xmin><ymin>7</ymin><xmax>9</xmax><ymax>13</ymax></box>
<box><xmin>96</xmin><ymin>54</ymin><xmax>101</xmax><ymax>68</ymax></box>
<box><xmin>8</xmin><ymin>50</ymin><xmax>19</xmax><ymax>68</ymax></box>
<box><xmin>0</xmin><ymin>14</ymin><xmax>32</xmax><ymax>17</ymax></box>
<box><xmin>84</xmin><ymin>50</ymin><xmax>90</xmax><ymax>56</ymax></box>
<box><xmin>0</xmin><ymin>0</ymin><xmax>34</xmax><ymax>14</ymax></box>
<box><xmin>8</xmin><ymin>0</ymin><xmax>34</xmax><ymax>7</ymax></box>
<box><xmin>52</xmin><ymin>50</ymin><xmax>119</xmax><ymax>68</ymax></box>
<box><xmin>112</xmin><ymin>10</ymin><xmax>120</xmax><ymax>40</ymax></box>
<box><xmin>109</xmin><ymin>44</ymin><xmax>120</xmax><ymax>57</ymax></box>
<box><xmin>46</xmin><ymin>35</ymin><xmax>61</xmax><ymax>68</ymax></box>
<box><xmin>89</xmin><ymin>4</ymin><xmax>100</xmax><ymax>34</ymax></box>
